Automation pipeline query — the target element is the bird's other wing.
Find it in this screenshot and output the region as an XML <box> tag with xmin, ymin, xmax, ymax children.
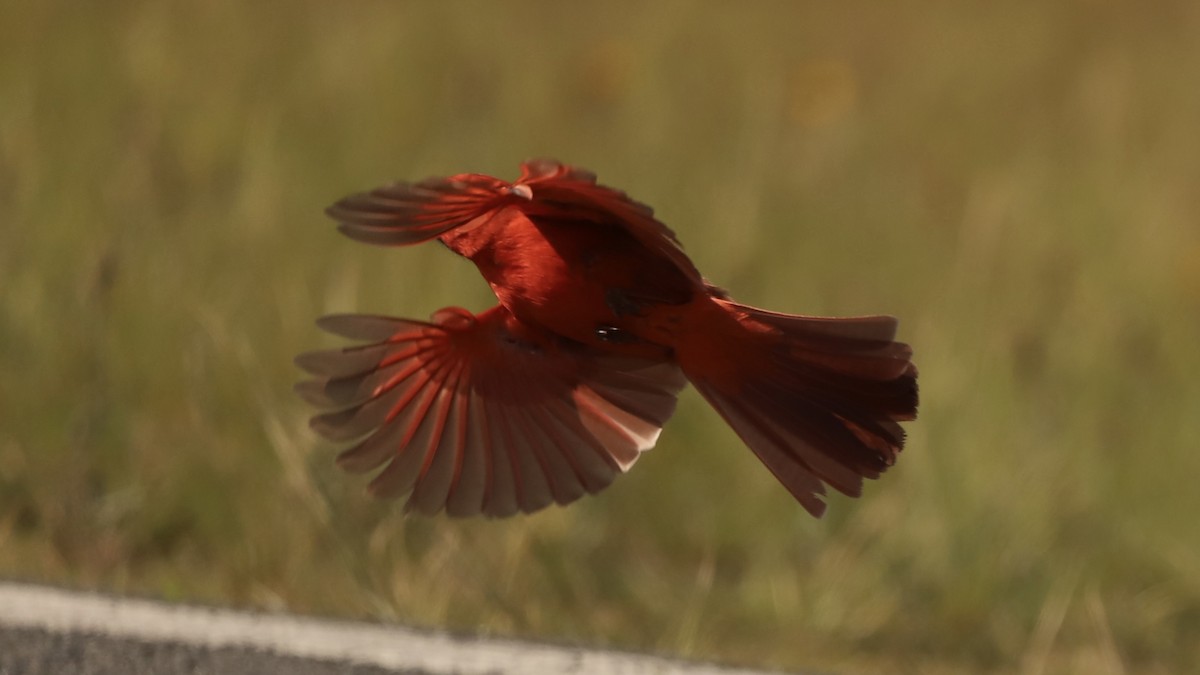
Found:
<box><xmin>295</xmin><ymin>305</ymin><xmax>686</xmax><ymax>517</ymax></box>
<box><xmin>326</xmin><ymin>172</ymin><xmax>517</xmax><ymax>246</ymax></box>
<box><xmin>514</xmin><ymin>159</ymin><xmax>705</xmax><ymax>284</ymax></box>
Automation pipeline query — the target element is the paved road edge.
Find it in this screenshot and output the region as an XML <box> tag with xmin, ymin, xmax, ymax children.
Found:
<box><xmin>0</xmin><ymin>581</ymin><xmax>784</xmax><ymax>674</ymax></box>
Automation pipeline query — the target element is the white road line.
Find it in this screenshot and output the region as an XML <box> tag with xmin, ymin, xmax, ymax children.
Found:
<box><xmin>0</xmin><ymin>582</ymin><xmax>782</xmax><ymax>674</ymax></box>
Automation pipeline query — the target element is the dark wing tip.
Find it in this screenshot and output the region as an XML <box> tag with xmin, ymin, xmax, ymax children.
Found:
<box><xmin>315</xmin><ymin>314</ymin><xmax>410</xmax><ymax>340</ymax></box>
<box><xmin>323</xmin><ymin>174</ymin><xmax>507</xmax><ymax>247</ymax></box>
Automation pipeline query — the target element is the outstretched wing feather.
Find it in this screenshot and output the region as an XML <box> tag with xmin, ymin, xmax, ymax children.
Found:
<box><xmin>295</xmin><ymin>306</ymin><xmax>685</xmax><ymax>517</ymax></box>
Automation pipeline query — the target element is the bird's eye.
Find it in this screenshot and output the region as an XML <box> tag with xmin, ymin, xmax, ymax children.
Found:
<box><xmin>596</xmin><ymin>326</ymin><xmax>635</xmax><ymax>344</ymax></box>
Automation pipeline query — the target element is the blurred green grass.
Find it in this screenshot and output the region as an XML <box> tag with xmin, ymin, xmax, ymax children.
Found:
<box><xmin>2</xmin><ymin>1</ymin><xmax>1199</xmax><ymax>673</ymax></box>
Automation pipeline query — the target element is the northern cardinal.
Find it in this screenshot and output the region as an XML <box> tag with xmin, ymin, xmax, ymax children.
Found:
<box><xmin>296</xmin><ymin>159</ymin><xmax>917</xmax><ymax>518</ymax></box>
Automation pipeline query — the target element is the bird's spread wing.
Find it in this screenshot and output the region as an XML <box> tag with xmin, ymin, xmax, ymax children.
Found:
<box><xmin>326</xmin><ymin>173</ymin><xmax>513</xmax><ymax>246</ymax></box>
<box><xmin>325</xmin><ymin>160</ymin><xmax>704</xmax><ymax>285</ymax></box>
<box><xmin>295</xmin><ymin>305</ymin><xmax>686</xmax><ymax>517</ymax></box>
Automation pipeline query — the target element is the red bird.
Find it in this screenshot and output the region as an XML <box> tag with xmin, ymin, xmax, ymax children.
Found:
<box><xmin>296</xmin><ymin>159</ymin><xmax>917</xmax><ymax>518</ymax></box>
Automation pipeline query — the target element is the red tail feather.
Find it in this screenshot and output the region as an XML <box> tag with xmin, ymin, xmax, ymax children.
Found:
<box><xmin>677</xmin><ymin>299</ymin><xmax>918</xmax><ymax>517</ymax></box>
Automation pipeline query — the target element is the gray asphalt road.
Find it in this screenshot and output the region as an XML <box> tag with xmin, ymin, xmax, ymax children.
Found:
<box><xmin>0</xmin><ymin>625</ymin><xmax>417</xmax><ymax>675</ymax></box>
<box><xmin>0</xmin><ymin>582</ymin><xmax>786</xmax><ymax>675</ymax></box>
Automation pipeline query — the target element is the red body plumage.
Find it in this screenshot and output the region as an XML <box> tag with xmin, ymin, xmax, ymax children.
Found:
<box><xmin>297</xmin><ymin>159</ymin><xmax>917</xmax><ymax>517</ymax></box>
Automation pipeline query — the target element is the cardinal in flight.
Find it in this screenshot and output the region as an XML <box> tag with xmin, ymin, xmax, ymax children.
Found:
<box><xmin>296</xmin><ymin>159</ymin><xmax>917</xmax><ymax>518</ymax></box>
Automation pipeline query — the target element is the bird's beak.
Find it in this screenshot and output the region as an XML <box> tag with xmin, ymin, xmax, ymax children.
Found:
<box><xmin>508</xmin><ymin>184</ymin><xmax>534</xmax><ymax>200</ymax></box>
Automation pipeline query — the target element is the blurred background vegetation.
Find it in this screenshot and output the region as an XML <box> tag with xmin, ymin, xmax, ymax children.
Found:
<box><xmin>2</xmin><ymin>1</ymin><xmax>1199</xmax><ymax>673</ymax></box>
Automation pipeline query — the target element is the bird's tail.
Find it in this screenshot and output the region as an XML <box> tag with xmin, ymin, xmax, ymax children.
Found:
<box><xmin>675</xmin><ymin>298</ymin><xmax>918</xmax><ymax>517</ymax></box>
